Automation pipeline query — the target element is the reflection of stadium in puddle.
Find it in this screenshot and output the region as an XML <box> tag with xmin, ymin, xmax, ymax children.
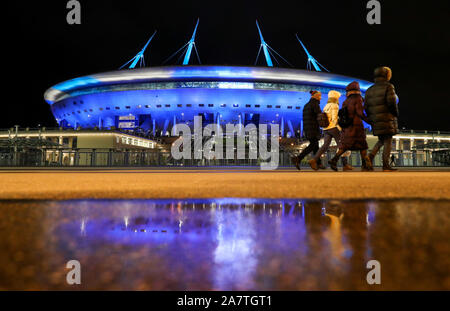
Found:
<box><xmin>1</xmin><ymin>198</ymin><xmax>449</xmax><ymax>290</ymax></box>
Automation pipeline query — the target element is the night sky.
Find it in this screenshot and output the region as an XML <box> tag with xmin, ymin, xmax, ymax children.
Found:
<box><xmin>5</xmin><ymin>0</ymin><xmax>450</xmax><ymax>131</ymax></box>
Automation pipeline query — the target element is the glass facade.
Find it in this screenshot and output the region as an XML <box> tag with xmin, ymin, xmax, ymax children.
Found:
<box><xmin>55</xmin><ymin>81</ymin><xmax>347</xmax><ymax>102</ymax></box>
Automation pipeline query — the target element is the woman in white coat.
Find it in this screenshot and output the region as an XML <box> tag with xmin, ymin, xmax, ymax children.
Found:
<box><xmin>309</xmin><ymin>90</ymin><xmax>353</xmax><ymax>171</ymax></box>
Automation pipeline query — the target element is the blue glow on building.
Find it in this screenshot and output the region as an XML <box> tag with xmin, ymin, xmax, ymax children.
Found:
<box><xmin>45</xmin><ymin>65</ymin><xmax>372</xmax><ymax>136</ymax></box>
<box><xmin>52</xmin><ymin>76</ymin><xmax>101</xmax><ymax>93</ymax></box>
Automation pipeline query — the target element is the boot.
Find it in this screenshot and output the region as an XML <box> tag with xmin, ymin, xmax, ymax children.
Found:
<box><xmin>342</xmin><ymin>158</ymin><xmax>353</xmax><ymax>171</ymax></box>
<box><xmin>328</xmin><ymin>157</ymin><xmax>339</xmax><ymax>172</ymax></box>
<box><xmin>362</xmin><ymin>156</ymin><xmax>374</xmax><ymax>172</ymax></box>
<box><xmin>292</xmin><ymin>157</ymin><xmax>301</xmax><ymax>171</ymax></box>
<box><xmin>383</xmin><ymin>165</ymin><xmax>398</xmax><ymax>172</ymax></box>
<box><xmin>343</xmin><ymin>164</ymin><xmax>354</xmax><ymax>171</ymax></box>
<box><xmin>308</xmin><ymin>159</ymin><xmax>319</xmax><ymax>171</ymax></box>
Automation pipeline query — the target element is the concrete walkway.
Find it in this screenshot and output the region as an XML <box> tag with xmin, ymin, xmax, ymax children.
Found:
<box><xmin>1</xmin><ymin>168</ymin><xmax>449</xmax><ymax>200</ymax></box>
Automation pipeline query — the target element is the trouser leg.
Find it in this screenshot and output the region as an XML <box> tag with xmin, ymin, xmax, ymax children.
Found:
<box><xmin>360</xmin><ymin>149</ymin><xmax>367</xmax><ymax>168</ymax></box>
<box><xmin>361</xmin><ymin>149</ymin><xmax>368</xmax><ymax>160</ymax></box>
<box><xmin>331</xmin><ymin>148</ymin><xmax>346</xmax><ymax>162</ymax></box>
<box><xmin>328</xmin><ymin>128</ymin><xmax>348</xmax><ymax>166</ymax></box>
<box><xmin>382</xmin><ymin>136</ymin><xmax>393</xmax><ymax>167</ymax></box>
<box><xmin>313</xmin><ymin>132</ymin><xmax>332</xmax><ymax>161</ymax></box>
<box><xmin>297</xmin><ymin>138</ymin><xmax>319</xmax><ymax>161</ymax></box>
<box><xmin>311</xmin><ymin>139</ymin><xmax>320</xmax><ymax>164</ymax></box>
<box><xmin>370</xmin><ymin>137</ymin><xmax>384</xmax><ymax>157</ymax></box>
<box><xmin>360</xmin><ymin>149</ymin><xmax>373</xmax><ymax>170</ymax></box>
<box><xmin>328</xmin><ymin>148</ymin><xmax>345</xmax><ymax>171</ymax></box>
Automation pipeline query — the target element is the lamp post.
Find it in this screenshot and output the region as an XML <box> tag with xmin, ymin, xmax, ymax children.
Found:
<box><xmin>14</xmin><ymin>125</ymin><xmax>19</xmax><ymax>166</ymax></box>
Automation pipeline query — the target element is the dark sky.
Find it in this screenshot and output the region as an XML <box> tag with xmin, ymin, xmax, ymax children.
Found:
<box><xmin>5</xmin><ymin>0</ymin><xmax>450</xmax><ymax>131</ymax></box>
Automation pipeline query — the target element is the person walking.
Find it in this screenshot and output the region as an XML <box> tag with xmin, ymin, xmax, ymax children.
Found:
<box><xmin>308</xmin><ymin>90</ymin><xmax>353</xmax><ymax>171</ymax></box>
<box><xmin>292</xmin><ymin>90</ymin><xmax>324</xmax><ymax>170</ymax></box>
<box><xmin>328</xmin><ymin>82</ymin><xmax>373</xmax><ymax>172</ymax></box>
<box><xmin>390</xmin><ymin>154</ymin><xmax>396</xmax><ymax>167</ymax></box>
<box><xmin>364</xmin><ymin>66</ymin><xmax>399</xmax><ymax>172</ymax></box>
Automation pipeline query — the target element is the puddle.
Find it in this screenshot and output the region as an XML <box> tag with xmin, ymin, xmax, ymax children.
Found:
<box><xmin>0</xmin><ymin>198</ymin><xmax>449</xmax><ymax>290</ymax></box>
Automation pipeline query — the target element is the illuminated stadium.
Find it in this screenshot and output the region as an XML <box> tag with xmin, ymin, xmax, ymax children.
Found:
<box><xmin>44</xmin><ymin>20</ymin><xmax>372</xmax><ymax>138</ymax></box>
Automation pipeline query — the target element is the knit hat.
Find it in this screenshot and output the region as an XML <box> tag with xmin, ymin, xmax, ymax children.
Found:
<box><xmin>328</xmin><ymin>90</ymin><xmax>341</xmax><ymax>100</ymax></box>
<box><xmin>346</xmin><ymin>81</ymin><xmax>361</xmax><ymax>96</ymax></box>
<box><xmin>310</xmin><ymin>90</ymin><xmax>321</xmax><ymax>100</ymax></box>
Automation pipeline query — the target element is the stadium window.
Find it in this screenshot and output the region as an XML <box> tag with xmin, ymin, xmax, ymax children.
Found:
<box><xmin>233</xmin><ymin>104</ymin><xmax>239</xmax><ymax>107</ymax></box>
<box><xmin>208</xmin><ymin>104</ymin><xmax>214</xmax><ymax>107</ymax></box>
<box><xmin>267</xmin><ymin>105</ymin><xmax>272</xmax><ymax>108</ymax></box>
<box><xmin>221</xmin><ymin>104</ymin><xmax>227</xmax><ymax>107</ymax></box>
<box><xmin>287</xmin><ymin>106</ymin><xmax>292</xmax><ymax>109</ymax></box>
<box><xmin>115</xmin><ymin>106</ymin><xmax>120</xmax><ymax>110</ymax></box>
<box><xmin>73</xmin><ymin>101</ymin><xmax>77</xmax><ymax>105</ymax></box>
<box><xmin>84</xmin><ymin>109</ymin><xmax>87</xmax><ymax>112</ymax></box>
<box><xmin>177</xmin><ymin>104</ymin><xmax>182</xmax><ymax>107</ymax></box>
<box><xmin>80</xmin><ymin>101</ymin><xmax>84</xmax><ymax>105</ymax></box>
<box><xmin>199</xmin><ymin>104</ymin><xmax>204</xmax><ymax>107</ymax></box>
<box><xmin>296</xmin><ymin>106</ymin><xmax>301</xmax><ymax>109</ymax></box>
<box><xmin>255</xmin><ymin>105</ymin><xmax>260</xmax><ymax>108</ymax></box>
<box><xmin>125</xmin><ymin>106</ymin><xmax>131</xmax><ymax>109</ymax></box>
<box><xmin>245</xmin><ymin>104</ymin><xmax>251</xmax><ymax>108</ymax></box>
<box><xmin>106</xmin><ymin>107</ymin><xmax>110</xmax><ymax>110</ymax></box>
<box><xmin>145</xmin><ymin>105</ymin><xmax>150</xmax><ymax>108</ymax></box>
<box><xmin>77</xmin><ymin>111</ymin><xmax>81</xmax><ymax>113</ymax></box>
<box><xmin>276</xmin><ymin>105</ymin><xmax>281</xmax><ymax>109</ymax></box>
<box><xmin>165</xmin><ymin>104</ymin><xmax>170</xmax><ymax>107</ymax></box>
<box><xmin>157</xmin><ymin>105</ymin><xmax>162</xmax><ymax>108</ymax></box>
<box><xmin>99</xmin><ymin>108</ymin><xmax>103</xmax><ymax>111</ymax></box>
<box><xmin>186</xmin><ymin>104</ymin><xmax>192</xmax><ymax>107</ymax></box>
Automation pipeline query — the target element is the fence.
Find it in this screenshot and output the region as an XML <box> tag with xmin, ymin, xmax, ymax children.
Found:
<box><xmin>0</xmin><ymin>148</ymin><xmax>448</xmax><ymax>167</ymax></box>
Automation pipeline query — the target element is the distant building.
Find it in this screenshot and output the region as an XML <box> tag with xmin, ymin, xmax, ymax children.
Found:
<box><xmin>0</xmin><ymin>127</ymin><xmax>160</xmax><ymax>166</ymax></box>
<box><xmin>0</xmin><ymin>128</ymin><xmax>449</xmax><ymax>167</ymax></box>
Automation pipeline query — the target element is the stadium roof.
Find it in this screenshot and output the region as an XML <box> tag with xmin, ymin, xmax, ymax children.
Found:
<box><xmin>44</xmin><ymin>65</ymin><xmax>373</xmax><ymax>104</ymax></box>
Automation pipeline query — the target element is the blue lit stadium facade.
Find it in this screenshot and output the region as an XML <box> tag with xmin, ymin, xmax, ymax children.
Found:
<box><xmin>44</xmin><ymin>65</ymin><xmax>372</xmax><ymax>137</ymax></box>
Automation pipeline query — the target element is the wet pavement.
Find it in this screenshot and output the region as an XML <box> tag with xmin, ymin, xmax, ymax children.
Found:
<box><xmin>0</xmin><ymin>198</ymin><xmax>449</xmax><ymax>290</ymax></box>
<box><xmin>1</xmin><ymin>170</ymin><xmax>450</xmax><ymax>200</ymax></box>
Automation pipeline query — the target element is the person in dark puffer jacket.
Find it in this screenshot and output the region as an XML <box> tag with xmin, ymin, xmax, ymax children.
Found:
<box><xmin>364</xmin><ymin>66</ymin><xmax>399</xmax><ymax>171</ymax></box>
<box><xmin>292</xmin><ymin>90</ymin><xmax>324</xmax><ymax>170</ymax></box>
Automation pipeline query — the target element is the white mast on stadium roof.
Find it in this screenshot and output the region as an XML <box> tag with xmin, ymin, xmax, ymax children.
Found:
<box><xmin>163</xmin><ymin>18</ymin><xmax>201</xmax><ymax>66</ymax></box>
<box><xmin>120</xmin><ymin>30</ymin><xmax>157</xmax><ymax>69</ymax></box>
<box><xmin>255</xmin><ymin>20</ymin><xmax>292</xmax><ymax>67</ymax></box>
<box><xmin>295</xmin><ymin>34</ymin><xmax>329</xmax><ymax>72</ymax></box>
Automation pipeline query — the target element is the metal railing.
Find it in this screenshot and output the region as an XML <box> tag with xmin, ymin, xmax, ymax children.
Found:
<box><xmin>0</xmin><ymin>148</ymin><xmax>448</xmax><ymax>167</ymax></box>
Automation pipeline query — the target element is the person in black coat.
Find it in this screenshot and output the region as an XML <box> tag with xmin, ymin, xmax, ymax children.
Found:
<box><xmin>292</xmin><ymin>90</ymin><xmax>324</xmax><ymax>170</ymax></box>
<box><xmin>364</xmin><ymin>67</ymin><xmax>399</xmax><ymax>171</ymax></box>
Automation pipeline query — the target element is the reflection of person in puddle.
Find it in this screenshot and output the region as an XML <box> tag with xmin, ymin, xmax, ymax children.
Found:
<box><xmin>368</xmin><ymin>201</ymin><xmax>403</xmax><ymax>289</ymax></box>
<box><xmin>304</xmin><ymin>201</ymin><xmax>331</xmax><ymax>230</ymax></box>
<box><xmin>340</xmin><ymin>202</ymin><xmax>370</xmax><ymax>288</ymax></box>
<box><xmin>303</xmin><ymin>201</ymin><xmax>331</xmax><ymax>264</ymax></box>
